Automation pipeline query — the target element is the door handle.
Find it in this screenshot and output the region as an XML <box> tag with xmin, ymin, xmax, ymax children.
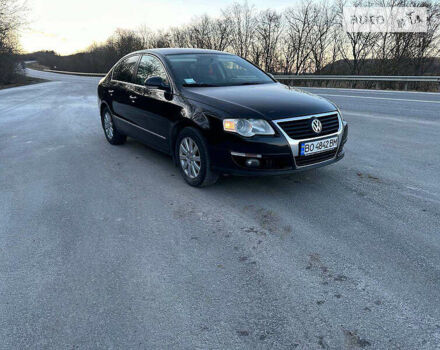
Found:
<box><xmin>108</xmin><ymin>89</ymin><xmax>114</xmax><ymax>96</ymax></box>
<box><xmin>129</xmin><ymin>95</ymin><xmax>138</xmax><ymax>101</ymax></box>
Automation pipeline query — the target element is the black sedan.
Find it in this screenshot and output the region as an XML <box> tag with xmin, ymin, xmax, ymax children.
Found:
<box><xmin>97</xmin><ymin>48</ymin><xmax>348</xmax><ymax>186</ymax></box>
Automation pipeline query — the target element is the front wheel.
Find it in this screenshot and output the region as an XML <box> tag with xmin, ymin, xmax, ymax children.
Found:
<box><xmin>176</xmin><ymin>127</ymin><xmax>219</xmax><ymax>187</ymax></box>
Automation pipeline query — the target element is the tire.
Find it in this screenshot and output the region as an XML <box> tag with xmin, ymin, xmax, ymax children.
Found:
<box><xmin>101</xmin><ymin>107</ymin><xmax>126</xmax><ymax>145</ymax></box>
<box><xmin>175</xmin><ymin>127</ymin><xmax>219</xmax><ymax>187</ymax></box>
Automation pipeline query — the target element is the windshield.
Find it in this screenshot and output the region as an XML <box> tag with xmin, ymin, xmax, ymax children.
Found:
<box><xmin>165</xmin><ymin>53</ymin><xmax>274</xmax><ymax>87</ymax></box>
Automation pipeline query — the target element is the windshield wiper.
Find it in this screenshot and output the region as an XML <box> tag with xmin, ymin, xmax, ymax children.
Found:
<box><xmin>235</xmin><ymin>82</ymin><xmax>268</xmax><ymax>86</ymax></box>
<box><xmin>182</xmin><ymin>83</ymin><xmax>218</xmax><ymax>87</ymax></box>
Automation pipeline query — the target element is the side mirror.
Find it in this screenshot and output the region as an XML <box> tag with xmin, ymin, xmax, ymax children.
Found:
<box><xmin>144</xmin><ymin>76</ymin><xmax>170</xmax><ymax>91</ymax></box>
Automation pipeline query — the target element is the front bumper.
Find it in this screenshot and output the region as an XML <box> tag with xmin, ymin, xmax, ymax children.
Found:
<box><xmin>210</xmin><ymin>113</ymin><xmax>348</xmax><ymax>176</ymax></box>
<box><xmin>213</xmin><ymin>151</ymin><xmax>345</xmax><ymax>176</ymax></box>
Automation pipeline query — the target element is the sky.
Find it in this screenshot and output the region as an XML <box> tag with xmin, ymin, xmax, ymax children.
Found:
<box><xmin>21</xmin><ymin>0</ymin><xmax>295</xmax><ymax>55</ymax></box>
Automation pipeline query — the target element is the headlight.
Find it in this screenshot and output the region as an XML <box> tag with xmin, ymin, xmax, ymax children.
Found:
<box><xmin>223</xmin><ymin>119</ymin><xmax>275</xmax><ymax>137</ymax></box>
<box><xmin>335</xmin><ymin>106</ymin><xmax>344</xmax><ymax>121</ymax></box>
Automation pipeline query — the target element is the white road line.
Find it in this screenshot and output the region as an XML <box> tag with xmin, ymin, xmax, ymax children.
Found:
<box><xmin>343</xmin><ymin>111</ymin><xmax>440</xmax><ymax>126</ymax></box>
<box><xmin>301</xmin><ymin>87</ymin><xmax>440</xmax><ymax>95</ymax></box>
<box><xmin>319</xmin><ymin>93</ymin><xmax>440</xmax><ymax>104</ymax></box>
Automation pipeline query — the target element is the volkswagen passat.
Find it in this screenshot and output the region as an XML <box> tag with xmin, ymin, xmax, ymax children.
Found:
<box><xmin>98</xmin><ymin>48</ymin><xmax>348</xmax><ymax>187</ymax></box>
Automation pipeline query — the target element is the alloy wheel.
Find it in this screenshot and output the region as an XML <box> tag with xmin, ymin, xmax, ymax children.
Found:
<box><xmin>103</xmin><ymin>112</ymin><xmax>114</xmax><ymax>139</ymax></box>
<box><xmin>179</xmin><ymin>137</ymin><xmax>201</xmax><ymax>179</ymax></box>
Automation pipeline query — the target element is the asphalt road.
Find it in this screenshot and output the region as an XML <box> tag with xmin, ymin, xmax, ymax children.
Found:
<box><xmin>1</xmin><ymin>69</ymin><xmax>439</xmax><ymax>349</ymax></box>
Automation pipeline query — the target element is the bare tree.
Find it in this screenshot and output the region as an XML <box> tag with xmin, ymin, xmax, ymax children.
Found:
<box><xmin>151</xmin><ymin>30</ymin><xmax>172</xmax><ymax>48</ymax></box>
<box><xmin>137</xmin><ymin>24</ymin><xmax>157</xmax><ymax>49</ymax></box>
<box><xmin>210</xmin><ymin>17</ymin><xmax>233</xmax><ymax>51</ymax></box>
<box><xmin>224</xmin><ymin>1</ymin><xmax>256</xmax><ymax>59</ymax></box>
<box><xmin>371</xmin><ymin>0</ymin><xmax>399</xmax><ymax>74</ymax></box>
<box><xmin>369</xmin><ymin>0</ymin><xmax>418</xmax><ymax>74</ymax></box>
<box><xmin>284</xmin><ymin>0</ymin><xmax>321</xmax><ymax>74</ymax></box>
<box><xmin>255</xmin><ymin>9</ymin><xmax>283</xmax><ymax>72</ymax></box>
<box><xmin>371</xmin><ymin>1</ymin><xmax>440</xmax><ymax>76</ymax></box>
<box><xmin>335</xmin><ymin>0</ymin><xmax>380</xmax><ymax>74</ymax></box>
<box><xmin>186</xmin><ymin>15</ymin><xmax>213</xmax><ymax>48</ymax></box>
<box><xmin>280</xmin><ymin>35</ymin><xmax>296</xmax><ymax>73</ymax></box>
<box><xmin>410</xmin><ymin>0</ymin><xmax>440</xmax><ymax>74</ymax></box>
<box><xmin>109</xmin><ymin>29</ymin><xmax>143</xmax><ymax>56</ymax></box>
<box><xmin>0</xmin><ymin>0</ymin><xmax>25</xmax><ymax>47</ymax></box>
<box><xmin>0</xmin><ymin>0</ymin><xmax>27</xmax><ymax>83</ymax></box>
<box><xmin>309</xmin><ymin>2</ymin><xmax>336</xmax><ymax>73</ymax></box>
<box><xmin>169</xmin><ymin>26</ymin><xmax>190</xmax><ymax>48</ymax></box>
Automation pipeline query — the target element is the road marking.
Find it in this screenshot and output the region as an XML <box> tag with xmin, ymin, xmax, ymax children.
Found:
<box><xmin>344</xmin><ymin>111</ymin><xmax>440</xmax><ymax>126</ymax></box>
<box><xmin>319</xmin><ymin>93</ymin><xmax>440</xmax><ymax>104</ymax></box>
<box><xmin>302</xmin><ymin>87</ymin><xmax>440</xmax><ymax>96</ymax></box>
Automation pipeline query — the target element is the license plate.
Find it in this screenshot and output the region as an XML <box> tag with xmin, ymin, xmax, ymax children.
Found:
<box><xmin>300</xmin><ymin>137</ymin><xmax>338</xmax><ymax>156</ymax></box>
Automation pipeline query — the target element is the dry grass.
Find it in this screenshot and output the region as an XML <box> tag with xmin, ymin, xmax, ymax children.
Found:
<box><xmin>0</xmin><ymin>75</ymin><xmax>48</xmax><ymax>90</ymax></box>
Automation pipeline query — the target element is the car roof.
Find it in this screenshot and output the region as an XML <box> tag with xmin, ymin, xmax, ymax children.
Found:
<box><xmin>131</xmin><ymin>48</ymin><xmax>233</xmax><ymax>57</ymax></box>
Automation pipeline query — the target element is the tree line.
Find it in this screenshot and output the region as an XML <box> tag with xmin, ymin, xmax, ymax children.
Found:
<box><xmin>28</xmin><ymin>0</ymin><xmax>440</xmax><ymax>76</ymax></box>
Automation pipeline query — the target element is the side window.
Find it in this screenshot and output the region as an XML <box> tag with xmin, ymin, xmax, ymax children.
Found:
<box><xmin>135</xmin><ymin>55</ymin><xmax>169</xmax><ymax>85</ymax></box>
<box><xmin>112</xmin><ymin>55</ymin><xmax>139</xmax><ymax>83</ymax></box>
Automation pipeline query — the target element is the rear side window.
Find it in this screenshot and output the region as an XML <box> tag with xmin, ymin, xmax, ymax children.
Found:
<box><xmin>134</xmin><ymin>55</ymin><xmax>168</xmax><ymax>85</ymax></box>
<box><xmin>112</xmin><ymin>55</ymin><xmax>139</xmax><ymax>83</ymax></box>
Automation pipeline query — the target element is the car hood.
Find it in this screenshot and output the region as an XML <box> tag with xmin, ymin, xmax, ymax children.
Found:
<box><xmin>182</xmin><ymin>83</ymin><xmax>336</xmax><ymax>120</ymax></box>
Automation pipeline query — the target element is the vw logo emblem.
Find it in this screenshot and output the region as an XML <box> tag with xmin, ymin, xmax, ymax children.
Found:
<box><xmin>311</xmin><ymin>119</ymin><xmax>322</xmax><ymax>134</ymax></box>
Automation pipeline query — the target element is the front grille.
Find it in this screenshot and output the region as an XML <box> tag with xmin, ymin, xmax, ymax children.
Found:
<box><xmin>277</xmin><ymin>113</ymin><xmax>339</xmax><ymax>140</ymax></box>
<box><xmin>295</xmin><ymin>150</ymin><xmax>337</xmax><ymax>167</ymax></box>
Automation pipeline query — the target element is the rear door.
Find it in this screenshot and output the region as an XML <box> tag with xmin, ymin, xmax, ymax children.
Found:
<box><xmin>110</xmin><ymin>55</ymin><xmax>140</xmax><ymax>120</ymax></box>
<box><xmin>128</xmin><ymin>54</ymin><xmax>179</xmax><ymax>153</ymax></box>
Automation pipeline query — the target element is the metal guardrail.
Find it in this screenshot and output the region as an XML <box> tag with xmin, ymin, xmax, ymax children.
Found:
<box><xmin>274</xmin><ymin>74</ymin><xmax>440</xmax><ymax>91</ymax></box>
<box><xmin>40</xmin><ymin>69</ymin><xmax>440</xmax><ymax>90</ymax></box>
<box><xmin>43</xmin><ymin>69</ymin><xmax>106</xmax><ymax>77</ymax></box>
<box><xmin>273</xmin><ymin>74</ymin><xmax>440</xmax><ymax>82</ymax></box>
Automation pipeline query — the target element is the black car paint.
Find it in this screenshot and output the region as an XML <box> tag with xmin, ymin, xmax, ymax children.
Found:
<box><xmin>98</xmin><ymin>48</ymin><xmax>347</xmax><ymax>175</ymax></box>
<box><xmin>183</xmin><ymin>83</ymin><xmax>336</xmax><ymax>120</ymax></box>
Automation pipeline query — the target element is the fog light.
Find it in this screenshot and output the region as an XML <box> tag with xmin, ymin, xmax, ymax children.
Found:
<box><xmin>245</xmin><ymin>158</ymin><xmax>260</xmax><ymax>168</ymax></box>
